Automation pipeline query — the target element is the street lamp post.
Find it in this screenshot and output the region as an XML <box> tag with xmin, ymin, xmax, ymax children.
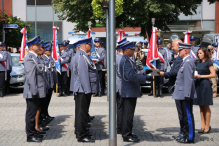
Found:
<box><xmin>109</xmin><ymin>0</ymin><xmax>116</xmax><ymax>145</ymax></box>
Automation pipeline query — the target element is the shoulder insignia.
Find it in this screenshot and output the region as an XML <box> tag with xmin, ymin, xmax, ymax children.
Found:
<box><xmin>80</xmin><ymin>53</ymin><xmax>83</xmax><ymax>55</ymax></box>
<box><xmin>29</xmin><ymin>55</ymin><xmax>32</xmax><ymax>58</ymax></box>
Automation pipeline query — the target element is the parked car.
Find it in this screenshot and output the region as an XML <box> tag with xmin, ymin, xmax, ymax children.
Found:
<box><xmin>10</xmin><ymin>53</ymin><xmax>25</xmax><ymax>87</ymax></box>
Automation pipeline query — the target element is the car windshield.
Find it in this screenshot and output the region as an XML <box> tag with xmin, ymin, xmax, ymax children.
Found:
<box><xmin>12</xmin><ymin>56</ymin><xmax>21</xmax><ymax>67</ymax></box>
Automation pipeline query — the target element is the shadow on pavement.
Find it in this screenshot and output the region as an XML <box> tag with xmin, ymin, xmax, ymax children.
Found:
<box><xmin>89</xmin><ymin>115</ymin><xmax>108</xmax><ymax>140</ymax></box>
<box><xmin>43</xmin><ymin>115</ymin><xmax>71</xmax><ymax>140</ymax></box>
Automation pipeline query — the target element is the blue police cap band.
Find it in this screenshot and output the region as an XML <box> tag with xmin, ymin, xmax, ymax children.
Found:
<box><xmin>94</xmin><ymin>38</ymin><xmax>101</xmax><ymax>42</ymax></box>
<box><xmin>212</xmin><ymin>43</ymin><xmax>218</xmax><ymax>47</ymax></box>
<box><xmin>26</xmin><ymin>35</ymin><xmax>41</xmax><ymax>47</ymax></box>
<box><xmin>58</xmin><ymin>44</ymin><xmax>64</xmax><ymax>47</ymax></box>
<box><xmin>118</xmin><ymin>38</ymin><xmax>127</xmax><ymax>45</ymax></box>
<box><xmin>45</xmin><ymin>44</ymin><xmax>52</xmax><ymax>51</ymax></box>
<box><xmin>144</xmin><ymin>41</ymin><xmax>148</xmax><ymax>45</ymax></box>
<box><xmin>178</xmin><ymin>42</ymin><xmax>192</xmax><ymax>50</ymax></box>
<box><xmin>121</xmin><ymin>42</ymin><xmax>136</xmax><ymax>50</ymax></box>
<box><xmin>190</xmin><ymin>36</ymin><xmax>196</xmax><ymax>40</ymax></box>
<box><xmin>157</xmin><ymin>40</ymin><xmax>163</xmax><ymax>44</ymax></box>
<box><xmin>0</xmin><ymin>42</ymin><xmax>5</xmax><ymax>46</ymax></box>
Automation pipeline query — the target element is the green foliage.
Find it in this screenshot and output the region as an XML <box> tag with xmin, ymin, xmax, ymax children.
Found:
<box><xmin>91</xmin><ymin>0</ymin><xmax>123</xmax><ymax>17</ymax></box>
<box><xmin>0</xmin><ymin>11</ymin><xmax>31</xmax><ymax>47</ymax></box>
<box><xmin>53</xmin><ymin>0</ymin><xmax>219</xmax><ymax>39</ymax></box>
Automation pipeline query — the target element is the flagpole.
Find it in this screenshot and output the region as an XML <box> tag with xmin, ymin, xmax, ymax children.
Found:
<box><xmin>152</xmin><ymin>18</ymin><xmax>156</xmax><ymax>96</ymax></box>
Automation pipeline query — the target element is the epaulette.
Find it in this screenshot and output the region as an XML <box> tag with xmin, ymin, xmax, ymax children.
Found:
<box><xmin>80</xmin><ymin>53</ymin><xmax>83</xmax><ymax>55</ymax></box>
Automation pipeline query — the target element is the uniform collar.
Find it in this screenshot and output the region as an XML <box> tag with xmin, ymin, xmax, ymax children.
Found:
<box><xmin>29</xmin><ymin>51</ymin><xmax>38</xmax><ymax>57</ymax></box>
<box><xmin>44</xmin><ymin>54</ymin><xmax>50</xmax><ymax>59</ymax></box>
<box><xmin>183</xmin><ymin>55</ymin><xmax>190</xmax><ymax>61</ymax></box>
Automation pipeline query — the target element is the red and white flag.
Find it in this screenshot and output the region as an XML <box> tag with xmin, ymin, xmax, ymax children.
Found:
<box><xmin>146</xmin><ymin>27</ymin><xmax>160</xmax><ymax>69</ymax></box>
<box><xmin>88</xmin><ymin>29</ymin><xmax>92</xmax><ymax>38</ymax></box>
<box><xmin>183</xmin><ymin>30</ymin><xmax>197</xmax><ymax>59</ymax></box>
<box><xmin>52</xmin><ymin>26</ymin><xmax>62</xmax><ymax>74</ymax></box>
<box><xmin>19</xmin><ymin>27</ymin><xmax>28</xmax><ymax>67</ymax></box>
<box><xmin>117</xmin><ymin>30</ymin><xmax>125</xmax><ymax>42</ymax></box>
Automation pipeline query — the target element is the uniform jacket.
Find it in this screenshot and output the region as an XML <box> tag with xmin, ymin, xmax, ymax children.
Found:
<box><xmin>116</xmin><ymin>53</ymin><xmax>123</xmax><ymax>94</ymax></box>
<box><xmin>43</xmin><ymin>55</ymin><xmax>56</xmax><ymax>91</ymax></box>
<box><xmin>156</xmin><ymin>47</ymin><xmax>168</xmax><ymax>71</ymax></box>
<box><xmin>65</xmin><ymin>48</ymin><xmax>73</xmax><ymax>71</ymax></box>
<box><xmin>0</xmin><ymin>50</ymin><xmax>7</xmax><ymax>71</ymax></box>
<box><xmin>172</xmin><ymin>56</ymin><xmax>197</xmax><ymax>100</ymax></box>
<box><xmin>6</xmin><ymin>52</ymin><xmax>12</xmax><ymax>71</ymax></box>
<box><xmin>49</xmin><ymin>56</ymin><xmax>58</xmax><ymax>85</ymax></box>
<box><xmin>60</xmin><ymin>50</ymin><xmax>70</xmax><ymax>72</ymax></box>
<box><xmin>70</xmin><ymin>53</ymin><xmax>76</xmax><ymax>92</ymax></box>
<box><xmin>73</xmin><ymin>49</ymin><xmax>99</xmax><ymax>94</ymax></box>
<box><xmin>23</xmin><ymin>52</ymin><xmax>46</xmax><ymax>99</ymax></box>
<box><xmin>95</xmin><ymin>47</ymin><xmax>106</xmax><ymax>70</ymax></box>
<box><xmin>119</xmin><ymin>55</ymin><xmax>147</xmax><ymax>98</ymax></box>
<box><xmin>164</xmin><ymin>56</ymin><xmax>183</xmax><ymax>92</ymax></box>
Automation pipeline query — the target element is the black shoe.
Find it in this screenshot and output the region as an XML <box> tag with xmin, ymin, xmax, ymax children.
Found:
<box><xmin>78</xmin><ymin>137</ymin><xmax>95</xmax><ymax>143</ymax></box>
<box><xmin>88</xmin><ymin>116</ymin><xmax>95</xmax><ymax>120</ymax></box>
<box><xmin>203</xmin><ymin>126</ymin><xmax>211</xmax><ymax>134</ymax></box>
<box><xmin>198</xmin><ymin>129</ymin><xmax>205</xmax><ymax>134</ymax></box>
<box><xmin>57</xmin><ymin>91</ymin><xmax>63</xmax><ymax>97</ymax></box>
<box><xmin>0</xmin><ymin>90</ymin><xmax>3</xmax><ymax>97</ymax></box>
<box><xmin>93</xmin><ymin>94</ymin><xmax>97</xmax><ymax>97</ymax></box>
<box><xmin>62</xmin><ymin>92</ymin><xmax>67</xmax><ymax>97</ymax></box>
<box><xmin>172</xmin><ymin>133</ymin><xmax>182</xmax><ymax>139</ymax></box>
<box><xmin>27</xmin><ymin>135</ymin><xmax>42</xmax><ymax>142</ymax></box>
<box><xmin>98</xmin><ymin>92</ymin><xmax>102</xmax><ymax>97</ymax></box>
<box><xmin>34</xmin><ymin>133</ymin><xmax>44</xmax><ymax>138</ymax></box>
<box><xmin>176</xmin><ymin>138</ymin><xmax>194</xmax><ymax>143</ymax></box>
<box><xmin>148</xmin><ymin>92</ymin><xmax>153</xmax><ymax>96</ymax></box>
<box><xmin>40</xmin><ymin>127</ymin><xmax>49</xmax><ymax>131</ymax></box>
<box><xmin>47</xmin><ymin>115</ymin><xmax>55</xmax><ymax>120</ymax></box>
<box><xmin>175</xmin><ymin>134</ymin><xmax>184</xmax><ymax>140</ymax></box>
<box><xmin>35</xmin><ymin>129</ymin><xmax>46</xmax><ymax>134</ymax></box>
<box><xmin>123</xmin><ymin>137</ymin><xmax>140</xmax><ymax>142</ymax></box>
<box><xmin>132</xmin><ymin>134</ymin><xmax>138</xmax><ymax>138</ymax></box>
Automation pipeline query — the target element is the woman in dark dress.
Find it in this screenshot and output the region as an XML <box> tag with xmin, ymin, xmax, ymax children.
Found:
<box><xmin>194</xmin><ymin>47</ymin><xmax>216</xmax><ymax>134</ymax></box>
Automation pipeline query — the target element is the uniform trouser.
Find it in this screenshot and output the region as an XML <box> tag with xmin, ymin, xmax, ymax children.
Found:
<box><xmin>41</xmin><ymin>89</ymin><xmax>53</xmax><ymax>116</ymax></box>
<box><xmin>116</xmin><ymin>92</ymin><xmax>123</xmax><ymax>131</ymax></box>
<box><xmin>121</xmin><ymin>98</ymin><xmax>137</xmax><ymax>138</ymax></box>
<box><xmin>102</xmin><ymin>71</ymin><xmax>106</xmax><ymax>94</ymax></box>
<box><xmin>58</xmin><ymin>71</ymin><xmax>67</xmax><ymax>91</ymax></box>
<box><xmin>87</xmin><ymin>94</ymin><xmax>92</xmax><ymax>117</ymax></box>
<box><xmin>180</xmin><ymin>99</ymin><xmax>195</xmax><ymax>141</ymax></box>
<box><xmin>0</xmin><ymin>71</ymin><xmax>5</xmax><ymax>90</ymax></box>
<box><xmin>25</xmin><ymin>98</ymin><xmax>41</xmax><ymax>136</ymax></box>
<box><xmin>5</xmin><ymin>70</ymin><xmax>11</xmax><ymax>93</ymax></box>
<box><xmin>98</xmin><ymin>70</ymin><xmax>104</xmax><ymax>94</ymax></box>
<box><xmin>175</xmin><ymin>100</ymin><xmax>184</xmax><ymax>134</ymax></box>
<box><xmin>75</xmin><ymin>93</ymin><xmax>91</xmax><ymax>139</ymax></box>
<box><xmin>155</xmin><ymin>75</ymin><xmax>164</xmax><ymax>90</ymax></box>
<box><xmin>67</xmin><ymin>71</ymin><xmax>71</xmax><ymax>92</ymax></box>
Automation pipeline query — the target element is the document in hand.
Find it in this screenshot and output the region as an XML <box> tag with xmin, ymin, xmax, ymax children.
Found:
<box><xmin>147</xmin><ymin>69</ymin><xmax>160</xmax><ymax>76</ymax></box>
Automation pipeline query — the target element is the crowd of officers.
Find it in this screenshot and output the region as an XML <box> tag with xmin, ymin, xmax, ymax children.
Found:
<box><xmin>0</xmin><ymin>42</ymin><xmax>12</xmax><ymax>97</ymax></box>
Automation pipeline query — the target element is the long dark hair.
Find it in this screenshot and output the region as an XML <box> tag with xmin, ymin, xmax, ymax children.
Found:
<box><xmin>197</xmin><ymin>47</ymin><xmax>211</xmax><ymax>62</ymax></box>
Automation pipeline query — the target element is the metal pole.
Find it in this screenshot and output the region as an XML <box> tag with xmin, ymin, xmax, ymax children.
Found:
<box><xmin>109</xmin><ymin>0</ymin><xmax>117</xmax><ymax>145</ymax></box>
<box><xmin>2</xmin><ymin>0</ymin><xmax>4</xmax><ymax>42</ymax></box>
<box><xmin>35</xmin><ymin>0</ymin><xmax>37</xmax><ymax>36</ymax></box>
<box><xmin>106</xmin><ymin>9</ymin><xmax>110</xmax><ymax>101</ymax></box>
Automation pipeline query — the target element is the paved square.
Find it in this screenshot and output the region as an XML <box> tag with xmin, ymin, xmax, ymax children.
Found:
<box><xmin>0</xmin><ymin>91</ymin><xmax>219</xmax><ymax>146</ymax></box>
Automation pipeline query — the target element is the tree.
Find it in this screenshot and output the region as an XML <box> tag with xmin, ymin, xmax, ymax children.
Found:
<box><xmin>53</xmin><ymin>0</ymin><xmax>219</xmax><ymax>40</ymax></box>
<box><xmin>0</xmin><ymin>10</ymin><xmax>31</xmax><ymax>48</ymax></box>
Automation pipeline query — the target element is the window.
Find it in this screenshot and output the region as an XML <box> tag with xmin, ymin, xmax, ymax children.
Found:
<box><xmin>27</xmin><ymin>21</ymin><xmax>62</xmax><ymax>43</ymax></box>
<box><xmin>27</xmin><ymin>0</ymin><xmax>52</xmax><ymax>5</ymax></box>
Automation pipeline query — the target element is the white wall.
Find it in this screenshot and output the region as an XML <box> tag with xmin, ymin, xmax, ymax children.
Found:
<box><xmin>12</xmin><ymin>0</ymin><xmax>26</xmax><ymax>21</ymax></box>
<box><xmin>202</xmin><ymin>0</ymin><xmax>215</xmax><ymax>20</ymax></box>
<box><xmin>63</xmin><ymin>20</ymin><xmax>77</xmax><ymax>40</ymax></box>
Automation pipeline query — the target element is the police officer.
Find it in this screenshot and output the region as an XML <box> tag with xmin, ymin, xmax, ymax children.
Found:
<box><xmin>155</xmin><ymin>40</ymin><xmax>167</xmax><ymax>97</ymax></box>
<box><xmin>58</xmin><ymin>42</ymin><xmax>70</xmax><ymax>97</ymax></box>
<box><xmin>72</xmin><ymin>38</ymin><xmax>98</xmax><ymax>142</ymax></box>
<box><xmin>41</xmin><ymin>43</ymin><xmax>56</xmax><ymax>123</ymax></box>
<box><xmin>4</xmin><ymin>45</ymin><xmax>12</xmax><ymax>95</ymax></box>
<box><xmin>172</xmin><ymin>42</ymin><xmax>197</xmax><ymax>144</ymax></box>
<box><xmin>157</xmin><ymin>39</ymin><xmax>185</xmax><ymax>140</ymax></box>
<box><xmin>115</xmin><ymin>39</ymin><xmax>127</xmax><ymax>134</ymax></box>
<box><xmin>23</xmin><ymin>36</ymin><xmax>46</xmax><ymax>142</ymax></box>
<box><xmin>143</xmin><ymin>41</ymin><xmax>148</xmax><ymax>49</ymax></box>
<box><xmin>0</xmin><ymin>42</ymin><xmax>7</xmax><ymax>97</ymax></box>
<box><xmin>119</xmin><ymin>41</ymin><xmax>151</xmax><ymax>142</ymax></box>
<box><xmin>190</xmin><ymin>36</ymin><xmax>199</xmax><ymax>56</ymax></box>
<box><xmin>94</xmin><ymin>38</ymin><xmax>106</xmax><ymax>96</ymax></box>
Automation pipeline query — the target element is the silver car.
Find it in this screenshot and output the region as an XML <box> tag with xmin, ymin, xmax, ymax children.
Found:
<box><xmin>10</xmin><ymin>53</ymin><xmax>25</xmax><ymax>87</ymax></box>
